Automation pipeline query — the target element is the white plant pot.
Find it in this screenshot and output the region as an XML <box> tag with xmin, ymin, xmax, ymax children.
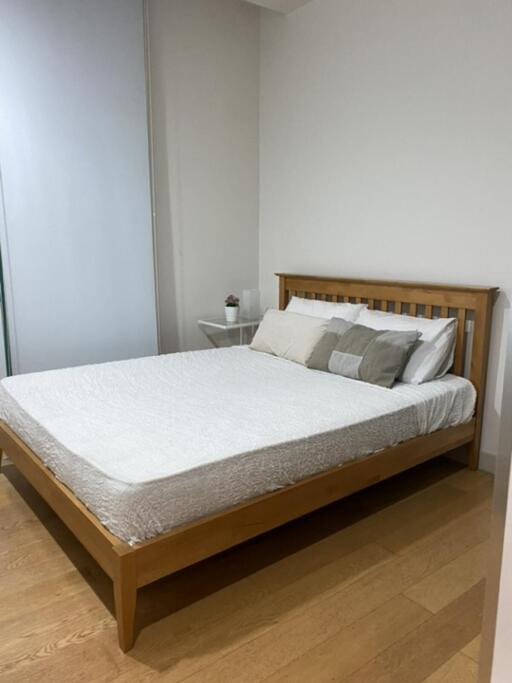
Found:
<box><xmin>225</xmin><ymin>306</ymin><xmax>239</xmax><ymax>324</ymax></box>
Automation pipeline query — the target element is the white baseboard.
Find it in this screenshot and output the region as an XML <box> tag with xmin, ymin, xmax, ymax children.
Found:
<box><xmin>479</xmin><ymin>450</ymin><xmax>497</xmax><ymax>474</ymax></box>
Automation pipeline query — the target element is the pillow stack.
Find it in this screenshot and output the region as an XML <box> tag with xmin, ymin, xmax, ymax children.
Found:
<box><xmin>250</xmin><ymin>296</ymin><xmax>458</xmax><ymax>389</ymax></box>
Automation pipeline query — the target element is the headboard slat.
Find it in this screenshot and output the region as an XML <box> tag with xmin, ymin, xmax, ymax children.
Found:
<box><xmin>454</xmin><ymin>309</ymin><xmax>467</xmax><ymax>376</ymax></box>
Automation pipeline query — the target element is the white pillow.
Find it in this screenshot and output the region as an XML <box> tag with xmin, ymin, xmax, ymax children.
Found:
<box><xmin>250</xmin><ymin>309</ymin><xmax>328</xmax><ymax>366</ymax></box>
<box><xmin>286</xmin><ymin>296</ymin><xmax>366</xmax><ymax>322</ymax></box>
<box><xmin>357</xmin><ymin>308</ymin><xmax>457</xmax><ymax>384</ymax></box>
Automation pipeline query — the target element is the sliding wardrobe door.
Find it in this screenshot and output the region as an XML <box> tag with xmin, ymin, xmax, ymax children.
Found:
<box><xmin>0</xmin><ymin>0</ymin><xmax>157</xmax><ymax>374</ymax></box>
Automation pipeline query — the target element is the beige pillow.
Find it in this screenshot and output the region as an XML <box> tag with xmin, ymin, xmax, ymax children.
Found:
<box><xmin>250</xmin><ymin>309</ymin><xmax>328</xmax><ymax>366</ymax></box>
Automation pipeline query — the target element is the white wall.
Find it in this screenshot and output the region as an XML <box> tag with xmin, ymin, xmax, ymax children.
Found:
<box><xmin>148</xmin><ymin>0</ymin><xmax>260</xmax><ymax>352</ymax></box>
<box><xmin>0</xmin><ymin>0</ymin><xmax>157</xmax><ymax>373</ymax></box>
<box><xmin>259</xmin><ymin>0</ymin><xmax>512</xmax><ymax>465</ymax></box>
<box><xmin>480</xmin><ymin>320</ymin><xmax>512</xmax><ymax>682</ymax></box>
<box><xmin>243</xmin><ymin>0</ymin><xmax>311</xmax><ymax>13</ymax></box>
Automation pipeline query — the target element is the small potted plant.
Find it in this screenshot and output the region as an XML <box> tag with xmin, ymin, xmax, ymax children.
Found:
<box><xmin>224</xmin><ymin>294</ymin><xmax>240</xmax><ymax>323</ymax></box>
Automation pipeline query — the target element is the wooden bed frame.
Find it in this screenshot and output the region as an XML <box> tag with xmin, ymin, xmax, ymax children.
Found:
<box><xmin>0</xmin><ymin>274</ymin><xmax>498</xmax><ymax>652</ymax></box>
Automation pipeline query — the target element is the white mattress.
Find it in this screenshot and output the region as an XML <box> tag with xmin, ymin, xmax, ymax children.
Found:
<box><xmin>0</xmin><ymin>347</ymin><xmax>476</xmax><ymax>544</ymax></box>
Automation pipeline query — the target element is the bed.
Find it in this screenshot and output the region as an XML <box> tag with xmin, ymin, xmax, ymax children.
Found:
<box><xmin>0</xmin><ymin>274</ymin><xmax>497</xmax><ymax>651</ymax></box>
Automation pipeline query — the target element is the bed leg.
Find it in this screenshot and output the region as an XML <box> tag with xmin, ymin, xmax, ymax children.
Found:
<box><xmin>467</xmin><ymin>442</ymin><xmax>479</xmax><ymax>471</ymax></box>
<box><xmin>0</xmin><ymin>449</ymin><xmax>3</xmax><ymax>472</ymax></box>
<box><xmin>113</xmin><ymin>545</ymin><xmax>137</xmax><ymax>652</ymax></box>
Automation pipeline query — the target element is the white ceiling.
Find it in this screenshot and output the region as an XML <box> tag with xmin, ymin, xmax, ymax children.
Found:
<box><xmin>243</xmin><ymin>0</ymin><xmax>312</xmax><ymax>13</ymax></box>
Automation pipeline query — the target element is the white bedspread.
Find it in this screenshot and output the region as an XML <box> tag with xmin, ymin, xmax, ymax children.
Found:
<box><xmin>0</xmin><ymin>347</ymin><xmax>476</xmax><ymax>543</ymax></box>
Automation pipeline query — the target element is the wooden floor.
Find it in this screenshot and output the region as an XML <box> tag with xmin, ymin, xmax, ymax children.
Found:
<box><xmin>0</xmin><ymin>454</ymin><xmax>493</xmax><ymax>682</ymax></box>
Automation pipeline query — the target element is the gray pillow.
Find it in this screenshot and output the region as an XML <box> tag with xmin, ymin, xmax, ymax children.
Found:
<box><xmin>307</xmin><ymin>318</ymin><xmax>420</xmax><ymax>388</ymax></box>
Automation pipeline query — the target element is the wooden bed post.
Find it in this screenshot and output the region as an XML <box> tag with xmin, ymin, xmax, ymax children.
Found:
<box><xmin>113</xmin><ymin>544</ymin><xmax>137</xmax><ymax>652</ymax></box>
<box><xmin>467</xmin><ymin>290</ymin><xmax>496</xmax><ymax>470</ymax></box>
<box><xmin>278</xmin><ymin>275</ymin><xmax>287</xmax><ymax>310</ymax></box>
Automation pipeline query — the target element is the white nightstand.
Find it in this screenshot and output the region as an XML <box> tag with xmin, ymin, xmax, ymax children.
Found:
<box><xmin>198</xmin><ymin>316</ymin><xmax>262</xmax><ymax>347</ymax></box>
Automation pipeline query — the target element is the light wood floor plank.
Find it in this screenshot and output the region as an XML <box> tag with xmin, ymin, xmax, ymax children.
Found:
<box><xmin>262</xmin><ymin>595</ymin><xmax>430</xmax><ymax>683</ymax></box>
<box><xmin>2</xmin><ymin>543</ymin><xmax>392</xmax><ymax>682</ymax></box>
<box><xmin>172</xmin><ymin>508</ymin><xmax>489</xmax><ymax>683</ymax></box>
<box><xmin>423</xmin><ymin>652</ymin><xmax>479</xmax><ymax>682</ymax></box>
<box><xmin>462</xmin><ymin>635</ymin><xmax>482</xmax><ymax>663</ymax></box>
<box><xmin>378</xmin><ymin>485</ymin><xmax>491</xmax><ymax>554</ymax></box>
<box><xmin>343</xmin><ymin>581</ymin><xmax>485</xmax><ymax>683</ymax></box>
<box><xmin>445</xmin><ymin>468</ymin><xmax>493</xmax><ymax>493</ymax></box>
<box><xmin>404</xmin><ymin>541</ymin><xmax>488</xmax><ymax>613</ymax></box>
<box><xmin>0</xmin><ymin>612</ymin><xmax>115</xmax><ymax>680</ymax></box>
<box><xmin>67</xmin><ymin>545</ymin><xmax>390</xmax><ymax>681</ymax></box>
<box><xmin>0</xmin><ymin>459</ymin><xmax>493</xmax><ymax>683</ymax></box>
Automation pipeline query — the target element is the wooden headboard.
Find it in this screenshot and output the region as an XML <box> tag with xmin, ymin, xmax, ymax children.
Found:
<box><xmin>277</xmin><ymin>273</ymin><xmax>498</xmax><ymax>469</ymax></box>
